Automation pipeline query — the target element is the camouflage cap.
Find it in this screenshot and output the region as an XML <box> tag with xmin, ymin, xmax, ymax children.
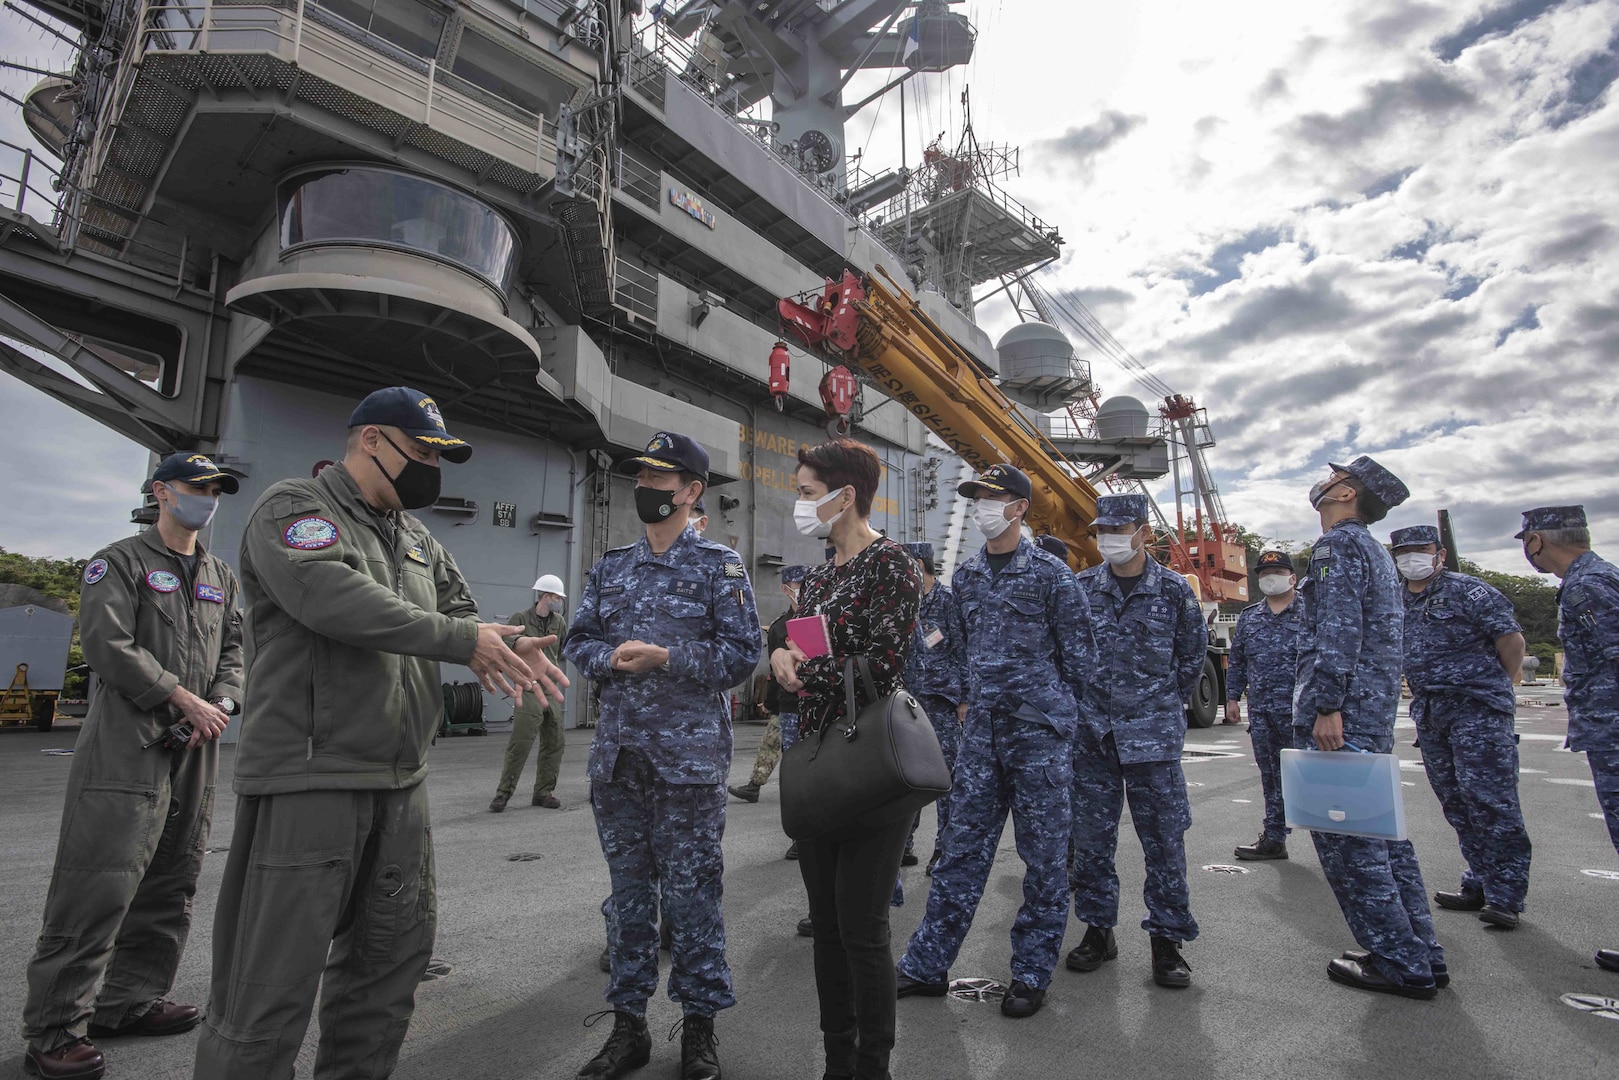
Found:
<box><xmin>1034</xmin><ymin>534</ymin><xmax>1069</xmax><ymax>560</ymax></box>
<box><xmin>1514</xmin><ymin>505</ymin><xmax>1586</xmax><ymax>539</ymax></box>
<box><xmin>904</xmin><ymin>542</ymin><xmax>935</xmax><ymax>561</ymax></box>
<box><xmin>1389</xmin><ymin>525</ymin><xmax>1439</xmax><ymax>549</ymax></box>
<box><xmin>1328</xmin><ymin>455</ymin><xmax>1409</xmax><ymax>508</ymax></box>
<box><xmin>780</xmin><ymin>564</ymin><xmax>808</xmax><ymax>584</ymax></box>
<box><xmin>1255</xmin><ymin>550</ymin><xmax>1294</xmax><ymax>573</ymax></box>
<box><xmin>1094</xmin><ymin>492</ymin><xmax>1151</xmax><ymax>527</ymax></box>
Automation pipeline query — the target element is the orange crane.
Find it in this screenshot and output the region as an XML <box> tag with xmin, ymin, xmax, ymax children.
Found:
<box><xmin>778</xmin><ymin>267</ymin><xmax>1101</xmax><ymax>567</ymax></box>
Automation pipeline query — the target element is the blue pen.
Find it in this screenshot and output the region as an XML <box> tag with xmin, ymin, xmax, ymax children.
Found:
<box><xmin>1339</xmin><ymin>741</ymin><xmax>1369</xmax><ymax>754</ymax></box>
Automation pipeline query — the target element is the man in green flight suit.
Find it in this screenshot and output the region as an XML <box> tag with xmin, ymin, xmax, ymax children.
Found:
<box><xmin>491</xmin><ymin>574</ymin><xmax>570</xmax><ymax>811</ymax></box>
<box><xmin>191</xmin><ymin>387</ymin><xmax>568</xmax><ymax>1080</ymax></box>
<box><xmin>22</xmin><ymin>452</ymin><xmax>243</xmax><ymax>1080</ymax></box>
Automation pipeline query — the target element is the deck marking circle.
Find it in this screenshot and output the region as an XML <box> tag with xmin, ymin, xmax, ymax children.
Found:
<box><xmin>947</xmin><ymin>978</ymin><xmax>1006</xmax><ymax>1003</ymax></box>
<box><xmin>1202</xmin><ymin>864</ymin><xmax>1251</xmax><ymax>875</ymax></box>
<box><xmin>1560</xmin><ymin>994</ymin><xmax>1619</xmax><ymax>1021</ymax></box>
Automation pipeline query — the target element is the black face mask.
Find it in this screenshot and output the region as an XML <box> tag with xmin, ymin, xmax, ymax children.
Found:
<box><xmin>635</xmin><ymin>483</ymin><xmax>688</xmax><ymax>525</ymax></box>
<box><xmin>374</xmin><ymin>432</ymin><xmax>442</xmax><ymax>510</ymax></box>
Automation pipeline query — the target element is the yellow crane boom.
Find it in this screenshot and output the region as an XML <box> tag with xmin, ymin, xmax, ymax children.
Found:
<box><xmin>779</xmin><ymin>268</ymin><xmax>1101</xmax><ymax>566</ymax></box>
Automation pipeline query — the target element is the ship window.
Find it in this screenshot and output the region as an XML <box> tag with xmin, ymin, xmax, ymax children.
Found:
<box><xmin>450</xmin><ymin>30</ymin><xmax>576</xmax><ymax>119</ymax></box>
<box><xmin>313</xmin><ymin>0</ymin><xmax>446</xmax><ymax>60</ymax></box>
<box><xmin>278</xmin><ymin>167</ymin><xmax>520</xmax><ymax>291</ymax></box>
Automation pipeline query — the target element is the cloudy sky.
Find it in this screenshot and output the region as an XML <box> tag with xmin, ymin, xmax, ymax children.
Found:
<box><xmin>1</xmin><ymin>1</ymin><xmax>1617</xmax><ymax>573</ymax></box>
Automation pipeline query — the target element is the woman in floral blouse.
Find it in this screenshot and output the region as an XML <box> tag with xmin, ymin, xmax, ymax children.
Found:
<box><xmin>772</xmin><ymin>438</ymin><xmax>921</xmax><ymax>1080</ymax></box>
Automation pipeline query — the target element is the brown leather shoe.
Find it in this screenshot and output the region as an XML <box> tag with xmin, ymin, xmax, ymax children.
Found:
<box><xmin>533</xmin><ymin>794</ymin><xmax>561</xmax><ymax>808</ymax></box>
<box><xmin>23</xmin><ymin>1037</ymin><xmax>105</xmax><ymax>1078</ymax></box>
<box><xmin>87</xmin><ymin>999</ymin><xmax>201</xmax><ymax>1038</ymax></box>
<box><xmin>489</xmin><ymin>794</ymin><xmax>508</xmax><ymax>813</ymax></box>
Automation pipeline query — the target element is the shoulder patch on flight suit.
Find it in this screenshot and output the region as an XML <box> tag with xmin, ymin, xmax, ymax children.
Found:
<box><xmin>146</xmin><ymin>569</ymin><xmax>182</xmax><ymax>593</ymax></box>
<box><xmin>284</xmin><ymin>517</ymin><xmax>340</xmax><ymax>550</ymax></box>
<box><xmin>83</xmin><ymin>559</ymin><xmax>108</xmax><ymax>585</ymax></box>
<box><xmin>405</xmin><ymin>544</ymin><xmax>428</xmax><ymax>565</ymax></box>
<box><xmin>196</xmin><ymin>583</ymin><xmax>225</xmax><ymax>604</ymax></box>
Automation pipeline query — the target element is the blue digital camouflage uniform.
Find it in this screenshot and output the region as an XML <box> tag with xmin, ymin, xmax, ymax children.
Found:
<box><xmin>1543</xmin><ymin>537</ymin><xmax>1619</xmax><ymax>859</ymax></box>
<box><xmin>1395</xmin><ymin>524</ymin><xmax>1530</xmax><ymax>911</ymax></box>
<box><xmin>563</xmin><ymin>525</ymin><xmax>762</xmax><ymax>1018</ymax></box>
<box><xmin>1296</xmin><ymin>501</ymin><xmax>1442</xmax><ymax>987</ymax></box>
<box><xmin>1228</xmin><ymin>592</ymin><xmax>1304</xmax><ymax>844</ymax></box>
<box><xmin>897</xmin><ymin>537</ymin><xmax>1095</xmax><ymax>991</ymax></box>
<box><xmin>1070</xmin><ymin>554</ymin><xmax>1209</xmax><ymax>942</ymax></box>
<box><xmin>902</xmin><ymin>572</ymin><xmax>968</xmax><ymax>847</ymax></box>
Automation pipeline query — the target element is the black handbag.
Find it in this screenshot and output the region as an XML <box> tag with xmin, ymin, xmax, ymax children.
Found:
<box><xmin>779</xmin><ymin>657</ymin><xmax>952</xmax><ymax>842</ymax></box>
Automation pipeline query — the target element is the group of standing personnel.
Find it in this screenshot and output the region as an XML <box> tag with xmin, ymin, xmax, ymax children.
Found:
<box><xmin>16</xmin><ymin>389</ymin><xmax>1619</xmax><ymax>1080</ymax></box>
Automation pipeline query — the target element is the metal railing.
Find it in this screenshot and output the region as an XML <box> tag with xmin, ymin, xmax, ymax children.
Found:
<box><xmin>121</xmin><ymin>1</ymin><xmax>558</xmax><ymax>173</ymax></box>
<box><xmin>0</xmin><ymin>138</ymin><xmax>64</xmax><ymax>223</ymax></box>
<box><xmin>615</xmin><ymin>144</ymin><xmax>661</xmax><ymax>209</ymax></box>
<box><xmin>613</xmin><ymin>255</ymin><xmax>658</xmax><ymax>324</ymax></box>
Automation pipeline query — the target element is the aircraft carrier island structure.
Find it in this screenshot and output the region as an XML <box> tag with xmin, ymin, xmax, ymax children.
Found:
<box><xmin>0</xmin><ymin>0</ymin><xmax>1066</xmax><ymax>726</ymax></box>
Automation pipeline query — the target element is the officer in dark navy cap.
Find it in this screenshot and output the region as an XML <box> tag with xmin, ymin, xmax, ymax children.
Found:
<box><xmin>564</xmin><ymin>431</ymin><xmax>761</xmax><ymax>1080</ymax></box>
<box><xmin>22</xmin><ymin>454</ymin><xmax>243</xmax><ymax>1080</ymax></box>
<box><xmin>1296</xmin><ymin>456</ymin><xmax>1445</xmax><ymax>999</ymax></box>
<box><xmin>1515</xmin><ymin>505</ymin><xmax>1619</xmax><ymax>972</ymax></box>
<box><xmin>900</xmin><ymin>541</ymin><xmax>968</xmax><ymax>873</ymax></box>
<box><xmin>1391</xmin><ymin>524</ymin><xmax>1529</xmax><ymax>928</ymax></box>
<box><xmin>1227</xmin><ymin>549</ymin><xmax>1303</xmax><ymax>861</ymax></box>
<box><xmin>1069</xmin><ymin>492</ymin><xmax>1208</xmax><ymax>988</ymax></box>
<box><xmin>194</xmin><ymin>387</ymin><xmax>561</xmax><ymax>1079</ymax></box>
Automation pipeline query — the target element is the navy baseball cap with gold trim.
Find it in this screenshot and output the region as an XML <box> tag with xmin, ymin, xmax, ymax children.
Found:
<box><xmin>617</xmin><ymin>431</ymin><xmax>709</xmax><ymax>481</ymax></box>
<box><xmin>958</xmin><ymin>463</ymin><xmax>1031</xmax><ymax>501</ymax></box>
<box><xmin>1255</xmin><ymin>549</ymin><xmax>1293</xmax><ymax>573</ymax></box>
<box><xmin>349</xmin><ymin>386</ymin><xmax>472</xmax><ymax>463</ymax></box>
<box><xmin>152</xmin><ymin>452</ymin><xmax>239</xmax><ymax>495</ymax></box>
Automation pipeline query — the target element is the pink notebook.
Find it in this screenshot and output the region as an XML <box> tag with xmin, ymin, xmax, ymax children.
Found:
<box><xmin>786</xmin><ymin>613</ymin><xmax>833</xmax><ymax>658</ymax></box>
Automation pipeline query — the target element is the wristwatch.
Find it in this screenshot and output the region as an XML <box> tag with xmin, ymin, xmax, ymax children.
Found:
<box><xmin>213</xmin><ymin>696</ymin><xmax>239</xmax><ymax>716</ymax></box>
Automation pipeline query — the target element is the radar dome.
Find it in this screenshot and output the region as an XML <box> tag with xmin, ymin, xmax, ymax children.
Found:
<box><xmin>1096</xmin><ymin>396</ymin><xmax>1150</xmax><ymax>440</ymax></box>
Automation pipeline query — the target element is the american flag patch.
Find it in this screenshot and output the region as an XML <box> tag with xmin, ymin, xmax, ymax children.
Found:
<box><xmin>723</xmin><ymin>561</ymin><xmax>745</xmax><ymax>579</ymax></box>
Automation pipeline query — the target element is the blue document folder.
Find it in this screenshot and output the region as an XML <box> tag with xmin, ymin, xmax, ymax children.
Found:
<box><xmin>1280</xmin><ymin>748</ymin><xmax>1408</xmax><ymax>841</ymax></box>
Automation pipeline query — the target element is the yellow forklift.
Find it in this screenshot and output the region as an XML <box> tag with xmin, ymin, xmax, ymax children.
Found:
<box><xmin>0</xmin><ymin>663</ymin><xmax>58</xmax><ymax>732</ymax></box>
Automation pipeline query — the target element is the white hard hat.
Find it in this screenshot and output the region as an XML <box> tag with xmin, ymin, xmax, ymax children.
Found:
<box><xmin>532</xmin><ymin>574</ymin><xmax>566</xmax><ymax>597</ymax></box>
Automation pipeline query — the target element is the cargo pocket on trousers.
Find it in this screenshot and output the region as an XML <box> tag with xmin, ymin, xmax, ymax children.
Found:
<box><xmin>58</xmin><ymin>784</ymin><xmax>159</xmax><ymax>871</ymax></box>
<box><xmin>239</xmin><ymin>853</ymin><xmax>349</xmax><ymax>988</ymax></box>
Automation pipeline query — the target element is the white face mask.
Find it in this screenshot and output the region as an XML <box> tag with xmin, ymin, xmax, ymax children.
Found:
<box><xmin>972</xmin><ymin>499</ymin><xmax>1013</xmax><ymax>539</ymax></box>
<box><xmin>1257</xmin><ymin>573</ymin><xmax>1294</xmax><ymax>596</ymax></box>
<box><xmin>1395</xmin><ymin>552</ymin><xmax>1439</xmax><ymax>582</ymax></box>
<box><xmin>1096</xmin><ymin>533</ymin><xmax>1140</xmax><ymax>566</ymax></box>
<box><xmin>793</xmin><ymin>488</ymin><xmax>847</xmax><ymax>538</ymax></box>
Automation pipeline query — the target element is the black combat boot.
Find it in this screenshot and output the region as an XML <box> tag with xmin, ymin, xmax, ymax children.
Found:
<box><xmin>674</xmin><ymin>1014</ymin><xmax>721</xmax><ymax>1080</ymax></box>
<box><xmin>576</xmin><ymin>1011</ymin><xmax>651</xmax><ymax>1080</ymax></box>
<box><xmin>727</xmin><ymin>783</ymin><xmax>760</xmax><ymax>803</ymax></box>
<box><xmin>999</xmin><ymin>980</ymin><xmax>1045</xmax><ymax>1019</ymax></box>
<box><xmin>1433</xmin><ymin>889</ymin><xmax>1485</xmax><ymax>911</ymax></box>
<box><xmin>1065</xmin><ymin>926</ymin><xmax>1117</xmax><ymax>972</ymax></box>
<box><xmin>1233</xmin><ymin>835</ymin><xmax>1288</xmax><ymax>860</ymax></box>
<box><xmin>1151</xmin><ymin>937</ymin><xmax>1192</xmax><ymax>988</ymax></box>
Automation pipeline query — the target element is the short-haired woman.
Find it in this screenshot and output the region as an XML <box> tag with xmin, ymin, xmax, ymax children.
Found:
<box><xmin>772</xmin><ymin>438</ymin><xmax>922</xmax><ymax>1080</ymax></box>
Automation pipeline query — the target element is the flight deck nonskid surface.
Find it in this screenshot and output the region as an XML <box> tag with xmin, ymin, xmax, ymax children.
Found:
<box><xmin>1</xmin><ymin>685</ymin><xmax>1615</xmax><ymax>1080</ymax></box>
